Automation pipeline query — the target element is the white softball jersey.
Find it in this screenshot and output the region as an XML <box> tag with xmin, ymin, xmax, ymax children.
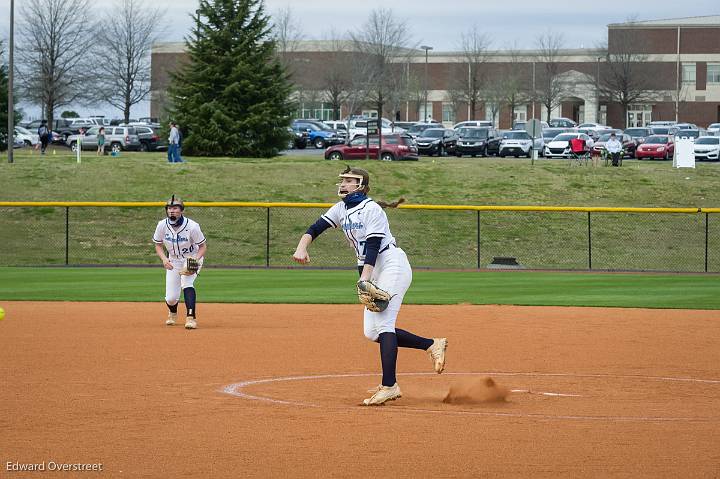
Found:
<box><xmin>321</xmin><ymin>198</ymin><xmax>397</xmax><ymax>267</ymax></box>
<box><xmin>322</xmin><ymin>198</ymin><xmax>412</xmax><ymax>340</ymax></box>
<box><xmin>152</xmin><ymin>217</ymin><xmax>206</xmax><ymax>262</ymax></box>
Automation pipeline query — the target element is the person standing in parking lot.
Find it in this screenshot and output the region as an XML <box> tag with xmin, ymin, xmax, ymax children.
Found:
<box><xmin>37</xmin><ymin>120</ymin><xmax>50</xmax><ymax>155</ymax></box>
<box><xmin>97</xmin><ymin>127</ymin><xmax>106</xmax><ymax>156</ymax></box>
<box><xmin>168</xmin><ymin>122</ymin><xmax>181</xmax><ymax>163</ymax></box>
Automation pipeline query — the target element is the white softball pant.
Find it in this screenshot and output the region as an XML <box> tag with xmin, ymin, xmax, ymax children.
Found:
<box><xmin>165</xmin><ymin>259</ymin><xmax>200</xmax><ymax>305</ymax></box>
<box><xmin>363</xmin><ymin>246</ymin><xmax>413</xmax><ymax>342</ymax></box>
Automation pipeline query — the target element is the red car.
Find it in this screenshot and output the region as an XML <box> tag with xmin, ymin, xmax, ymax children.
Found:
<box><xmin>635</xmin><ymin>135</ymin><xmax>675</xmax><ymax>160</ymax></box>
<box><xmin>324</xmin><ymin>134</ymin><xmax>419</xmax><ymax>161</ymax></box>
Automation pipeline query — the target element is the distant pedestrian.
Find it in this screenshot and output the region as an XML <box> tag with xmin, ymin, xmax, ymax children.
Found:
<box><xmin>97</xmin><ymin>127</ymin><xmax>106</xmax><ymax>156</ymax></box>
<box><xmin>37</xmin><ymin>120</ymin><xmax>50</xmax><ymax>155</ymax></box>
<box><xmin>606</xmin><ymin>132</ymin><xmax>623</xmax><ymax>167</ymax></box>
<box><xmin>168</xmin><ymin>121</ymin><xmax>182</xmax><ymax>163</ymax></box>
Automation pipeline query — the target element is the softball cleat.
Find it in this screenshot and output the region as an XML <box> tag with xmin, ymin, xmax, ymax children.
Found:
<box><xmin>184</xmin><ymin>317</ymin><xmax>197</xmax><ymax>329</ymax></box>
<box><xmin>363</xmin><ymin>383</ymin><xmax>402</xmax><ymax>406</ymax></box>
<box><xmin>427</xmin><ymin>338</ymin><xmax>448</xmax><ymax>373</ymax></box>
<box><xmin>166</xmin><ymin>312</ymin><xmax>177</xmax><ymax>326</ymax></box>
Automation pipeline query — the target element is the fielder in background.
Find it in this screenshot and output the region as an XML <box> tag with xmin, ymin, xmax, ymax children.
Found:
<box><xmin>292</xmin><ymin>166</ymin><xmax>448</xmax><ymax>406</ymax></box>
<box><xmin>153</xmin><ymin>195</ymin><xmax>207</xmax><ymax>329</ymax></box>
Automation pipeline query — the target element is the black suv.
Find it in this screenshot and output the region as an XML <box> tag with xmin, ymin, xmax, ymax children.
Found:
<box><xmin>415</xmin><ymin>128</ymin><xmax>458</xmax><ymax>156</ymax></box>
<box><xmin>455</xmin><ymin>127</ymin><xmax>499</xmax><ymax>157</ymax></box>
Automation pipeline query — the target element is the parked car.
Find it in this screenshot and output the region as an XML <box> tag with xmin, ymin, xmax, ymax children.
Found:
<box><xmin>707</xmin><ymin>123</ymin><xmax>720</xmax><ymax>136</ymax></box>
<box><xmin>14</xmin><ymin>126</ymin><xmax>39</xmax><ymax>147</ymax></box>
<box><xmin>454</xmin><ymin>127</ymin><xmax>498</xmax><ymax>157</ymax></box>
<box><xmin>693</xmin><ymin>136</ymin><xmax>720</xmax><ymax>161</ymax></box>
<box><xmin>392</xmin><ymin>121</ymin><xmax>417</xmax><ymax>130</ymax></box>
<box><xmin>650</xmin><ymin>126</ymin><xmax>679</xmax><ymax>136</ymax></box>
<box><xmin>133</xmin><ymin>125</ymin><xmax>166</xmax><ymax>152</ymax></box>
<box><xmin>287</xmin><ymin>127</ymin><xmax>307</xmax><ymax>149</ymax></box>
<box><xmin>12</xmin><ymin>135</ymin><xmax>25</xmax><ymax>148</ymax></box>
<box><xmin>675</xmin><ymin>129</ymin><xmax>702</xmax><ymax>140</ymax></box>
<box><xmin>593</xmin><ymin>132</ymin><xmax>637</xmax><ymax>158</ymax></box>
<box><xmin>453</xmin><ymin>120</ymin><xmax>494</xmax><ymax>130</ymax></box>
<box><xmin>647</xmin><ymin>120</ymin><xmax>676</xmax><ymax>127</ymax></box>
<box><xmin>323</xmin><ymin>121</ymin><xmax>349</xmax><ymax>140</ymax></box>
<box><xmin>675</xmin><ymin>123</ymin><xmax>698</xmax><ymax>130</ymax></box>
<box><xmin>346</xmin><ymin>118</ymin><xmax>402</xmax><ymax>140</ymax></box>
<box><xmin>415</xmin><ymin>128</ymin><xmax>458</xmax><ymax>156</ymax></box>
<box><xmin>405</xmin><ymin>122</ymin><xmax>436</xmax><ymax>139</ymax></box>
<box><xmin>512</xmin><ymin>120</ymin><xmax>549</xmax><ymax>131</ymax></box>
<box><xmin>548</xmin><ymin>117</ymin><xmax>577</xmax><ymax>128</ymax></box>
<box><xmin>635</xmin><ymin>135</ymin><xmax>674</xmax><ymax>160</ymax></box>
<box><xmin>291</xmin><ymin>119</ymin><xmax>344</xmax><ymax>149</ymax></box>
<box><xmin>66</xmin><ymin>126</ymin><xmax>141</xmax><ymax>153</ymax></box>
<box><xmin>623</xmin><ymin>127</ymin><xmax>653</xmax><ymax>145</ymax></box>
<box><xmin>498</xmin><ymin>130</ymin><xmax>534</xmax><ymax>158</ymax></box>
<box><xmin>324</xmin><ymin>134</ymin><xmax>418</xmax><ymax>161</ymax></box>
<box><xmin>543</xmin><ymin>132</ymin><xmax>593</xmax><ymax>158</ymax></box>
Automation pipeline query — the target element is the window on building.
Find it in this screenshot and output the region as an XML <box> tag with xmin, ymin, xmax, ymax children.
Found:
<box><xmin>708</xmin><ymin>64</ymin><xmax>720</xmax><ymax>84</ymax></box>
<box><xmin>513</xmin><ymin>106</ymin><xmax>527</xmax><ymax>122</ymax></box>
<box><xmin>627</xmin><ymin>104</ymin><xmax>652</xmax><ymax>127</ymax></box>
<box><xmin>442</xmin><ymin>103</ymin><xmax>455</xmax><ymax>123</ymax></box>
<box><xmin>418</xmin><ymin>103</ymin><xmax>432</xmax><ymax>122</ymax></box>
<box><xmin>682</xmin><ymin>63</ymin><xmax>696</xmax><ymax>84</ymax></box>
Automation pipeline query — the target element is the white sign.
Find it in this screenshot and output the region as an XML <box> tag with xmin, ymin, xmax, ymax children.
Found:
<box><xmin>673</xmin><ymin>137</ymin><xmax>695</xmax><ymax>168</ymax></box>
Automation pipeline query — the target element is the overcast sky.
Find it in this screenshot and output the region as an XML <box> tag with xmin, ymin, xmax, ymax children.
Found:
<box><xmin>1</xmin><ymin>0</ymin><xmax>718</xmax><ymax>118</ymax></box>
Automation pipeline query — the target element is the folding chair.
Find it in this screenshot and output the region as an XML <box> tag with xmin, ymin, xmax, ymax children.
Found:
<box><xmin>569</xmin><ymin>138</ymin><xmax>589</xmax><ymax>166</ymax></box>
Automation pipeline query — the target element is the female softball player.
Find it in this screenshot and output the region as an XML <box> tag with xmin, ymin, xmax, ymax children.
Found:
<box><xmin>292</xmin><ymin>166</ymin><xmax>447</xmax><ymax>406</ymax></box>
<box><xmin>153</xmin><ymin>195</ymin><xmax>207</xmax><ymax>329</ymax></box>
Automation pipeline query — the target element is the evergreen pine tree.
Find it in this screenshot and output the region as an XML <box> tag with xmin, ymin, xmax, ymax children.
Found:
<box><xmin>168</xmin><ymin>0</ymin><xmax>293</xmax><ymax>157</ymax></box>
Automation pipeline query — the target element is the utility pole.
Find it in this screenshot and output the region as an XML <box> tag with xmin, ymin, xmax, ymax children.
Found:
<box><xmin>420</xmin><ymin>45</ymin><xmax>433</xmax><ymax>121</ymax></box>
<box><xmin>8</xmin><ymin>0</ymin><xmax>14</xmax><ymax>163</ymax></box>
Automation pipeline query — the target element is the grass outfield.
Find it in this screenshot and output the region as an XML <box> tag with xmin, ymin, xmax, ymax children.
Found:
<box><xmin>1</xmin><ymin>267</ymin><xmax>718</xmax><ymax>309</ymax></box>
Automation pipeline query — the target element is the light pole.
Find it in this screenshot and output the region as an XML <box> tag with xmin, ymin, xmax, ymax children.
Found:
<box><xmin>8</xmin><ymin>0</ymin><xmax>14</xmax><ymax>163</ymax></box>
<box><xmin>420</xmin><ymin>45</ymin><xmax>433</xmax><ymax>121</ymax></box>
<box><xmin>596</xmin><ymin>56</ymin><xmax>602</xmax><ymax>124</ymax></box>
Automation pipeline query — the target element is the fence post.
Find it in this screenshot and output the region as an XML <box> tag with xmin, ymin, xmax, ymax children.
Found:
<box><xmin>65</xmin><ymin>206</ymin><xmax>70</xmax><ymax>265</ymax></box>
<box><xmin>266</xmin><ymin>207</ymin><xmax>271</xmax><ymax>268</ymax></box>
<box><xmin>705</xmin><ymin>213</ymin><xmax>709</xmax><ymax>273</ymax></box>
<box><xmin>587</xmin><ymin>211</ymin><xmax>592</xmax><ymax>270</ymax></box>
<box><xmin>476</xmin><ymin>210</ymin><xmax>481</xmax><ymax>269</ymax></box>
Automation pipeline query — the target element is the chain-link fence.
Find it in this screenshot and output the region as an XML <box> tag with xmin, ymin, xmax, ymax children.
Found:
<box><xmin>1</xmin><ymin>202</ymin><xmax>716</xmax><ymax>272</ymax></box>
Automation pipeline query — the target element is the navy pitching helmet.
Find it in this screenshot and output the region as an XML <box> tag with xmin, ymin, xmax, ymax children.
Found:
<box><xmin>165</xmin><ymin>195</ymin><xmax>185</xmax><ymax>211</ymax></box>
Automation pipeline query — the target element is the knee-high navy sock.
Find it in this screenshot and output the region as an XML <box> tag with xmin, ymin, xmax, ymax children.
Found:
<box><xmin>183</xmin><ymin>287</ymin><xmax>196</xmax><ymax>317</ymax></box>
<box><xmin>396</xmin><ymin>328</ymin><xmax>433</xmax><ymax>350</ymax></box>
<box><xmin>166</xmin><ymin>302</ymin><xmax>178</xmax><ymax>313</ymax></box>
<box><xmin>378</xmin><ymin>332</ymin><xmax>398</xmax><ymax>387</ymax></box>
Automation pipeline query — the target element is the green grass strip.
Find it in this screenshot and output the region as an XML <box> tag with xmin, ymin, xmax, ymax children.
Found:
<box><xmin>1</xmin><ymin>267</ymin><xmax>717</xmax><ymax>309</ymax></box>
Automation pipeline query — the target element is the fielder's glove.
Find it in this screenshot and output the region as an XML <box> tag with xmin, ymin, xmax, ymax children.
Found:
<box><xmin>180</xmin><ymin>257</ymin><xmax>200</xmax><ymax>276</ymax></box>
<box><xmin>356</xmin><ymin>280</ymin><xmax>393</xmax><ymax>313</ymax></box>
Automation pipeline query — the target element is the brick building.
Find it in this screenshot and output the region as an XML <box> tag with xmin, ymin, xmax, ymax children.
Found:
<box><xmin>151</xmin><ymin>15</ymin><xmax>720</xmax><ymax>129</ymax></box>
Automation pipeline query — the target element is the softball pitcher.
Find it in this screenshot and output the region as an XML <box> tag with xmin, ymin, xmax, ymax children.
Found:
<box><xmin>292</xmin><ymin>166</ymin><xmax>447</xmax><ymax>406</ymax></box>
<box><xmin>153</xmin><ymin>195</ymin><xmax>207</xmax><ymax>329</ymax></box>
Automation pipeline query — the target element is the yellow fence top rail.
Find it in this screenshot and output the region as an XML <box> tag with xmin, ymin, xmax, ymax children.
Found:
<box><xmin>0</xmin><ymin>201</ymin><xmax>706</xmax><ymax>213</ymax></box>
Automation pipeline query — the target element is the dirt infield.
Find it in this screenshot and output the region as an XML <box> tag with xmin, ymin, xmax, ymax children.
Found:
<box><xmin>1</xmin><ymin>302</ymin><xmax>720</xmax><ymax>478</ymax></box>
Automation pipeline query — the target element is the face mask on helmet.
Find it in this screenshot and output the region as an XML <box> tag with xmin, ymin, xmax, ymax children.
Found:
<box><xmin>165</xmin><ymin>195</ymin><xmax>185</xmax><ymax>224</ymax></box>
<box><xmin>337</xmin><ymin>167</ymin><xmax>369</xmax><ymax>198</ymax></box>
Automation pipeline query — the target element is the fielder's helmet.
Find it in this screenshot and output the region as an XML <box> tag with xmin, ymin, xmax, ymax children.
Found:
<box><xmin>337</xmin><ymin>166</ymin><xmax>370</xmax><ymax>198</ymax></box>
<box><xmin>165</xmin><ymin>194</ymin><xmax>185</xmax><ymax>211</ymax></box>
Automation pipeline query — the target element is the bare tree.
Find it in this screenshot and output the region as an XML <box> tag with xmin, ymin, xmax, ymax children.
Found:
<box><xmin>535</xmin><ymin>31</ymin><xmax>566</xmax><ymax>122</ymax></box>
<box><xmin>350</xmin><ymin>8</ymin><xmax>413</xmax><ymax>126</ymax></box>
<box><xmin>16</xmin><ymin>0</ymin><xmax>96</xmax><ymax>127</ymax></box>
<box><xmin>498</xmin><ymin>47</ymin><xmax>529</xmax><ymax>128</ymax></box>
<box><xmin>453</xmin><ymin>26</ymin><xmax>491</xmax><ymax>120</ymax></box>
<box><xmin>95</xmin><ymin>0</ymin><xmax>164</xmax><ymax>123</ymax></box>
<box><xmin>599</xmin><ymin>24</ymin><xmax>658</xmax><ymax>128</ymax></box>
<box><xmin>271</xmin><ymin>5</ymin><xmax>304</xmax><ymax>71</ymax></box>
<box><xmin>319</xmin><ymin>35</ymin><xmax>355</xmax><ymax>121</ymax></box>
<box><xmin>481</xmin><ymin>76</ymin><xmax>505</xmax><ymax>127</ymax></box>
